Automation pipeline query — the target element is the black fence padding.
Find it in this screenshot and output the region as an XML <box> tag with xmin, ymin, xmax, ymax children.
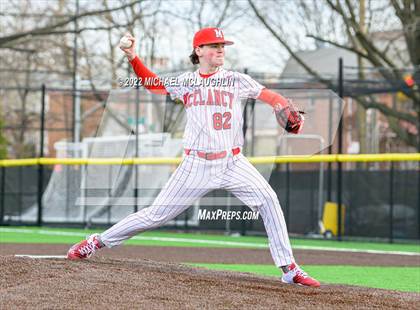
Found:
<box><xmin>1</xmin><ymin>166</ymin><xmax>51</xmax><ymax>216</ymax></box>
<box><xmin>344</xmin><ymin>170</ymin><xmax>418</xmax><ymax>239</ymax></box>
<box><xmin>1</xmin><ymin>167</ymin><xmax>418</xmax><ymax>240</ymax></box>
<box><xmin>196</xmin><ymin>170</ymin><xmax>419</xmax><ymax>239</ymax></box>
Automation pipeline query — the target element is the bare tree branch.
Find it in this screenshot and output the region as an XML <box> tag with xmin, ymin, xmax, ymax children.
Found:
<box><xmin>197</xmin><ymin>0</ymin><xmax>205</xmax><ymax>29</ymax></box>
<box><xmin>0</xmin><ymin>0</ymin><xmax>140</xmax><ymax>47</ymax></box>
<box><xmin>247</xmin><ymin>0</ymin><xmax>333</xmax><ymax>87</ymax></box>
<box><xmin>306</xmin><ymin>34</ymin><xmax>370</xmax><ymax>59</ymax></box>
<box><xmin>355</xmin><ymin>95</ymin><xmax>417</xmax><ymax>124</ymax></box>
<box><xmin>215</xmin><ymin>0</ymin><xmax>231</xmax><ymax>27</ymax></box>
<box><xmin>18</xmin><ymin>23</ymin><xmax>147</xmax><ymax>36</ymax></box>
<box><xmin>326</xmin><ymin>0</ymin><xmax>399</xmax><ymax>71</ymax></box>
<box><xmin>386</xmin><ymin>113</ymin><xmax>417</xmax><ymax>147</ymax></box>
<box><xmin>326</xmin><ymin>0</ymin><xmax>419</xmax><ymax>103</ymax></box>
<box><xmin>247</xmin><ymin>0</ymin><xmax>419</xmax><ymax>148</ymax></box>
<box><xmin>1</xmin><ymin>46</ymin><xmax>36</xmax><ymax>53</ymax></box>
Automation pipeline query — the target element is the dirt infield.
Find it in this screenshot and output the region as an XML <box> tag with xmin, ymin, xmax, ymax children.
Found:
<box><xmin>1</xmin><ymin>255</ymin><xmax>419</xmax><ymax>309</ymax></box>
<box><xmin>1</xmin><ymin>244</ymin><xmax>419</xmax><ymax>309</ymax></box>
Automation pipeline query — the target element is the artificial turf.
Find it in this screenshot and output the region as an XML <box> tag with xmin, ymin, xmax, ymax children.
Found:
<box><xmin>1</xmin><ymin>226</ymin><xmax>419</xmax><ymax>253</ymax></box>
<box><xmin>189</xmin><ymin>263</ymin><xmax>420</xmax><ymax>293</ymax></box>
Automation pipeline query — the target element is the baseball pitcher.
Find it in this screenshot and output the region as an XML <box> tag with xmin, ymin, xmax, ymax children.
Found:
<box><xmin>67</xmin><ymin>27</ymin><xmax>319</xmax><ymax>287</ymax></box>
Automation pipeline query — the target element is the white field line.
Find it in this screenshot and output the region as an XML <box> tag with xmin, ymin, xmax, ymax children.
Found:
<box><xmin>1</xmin><ymin>227</ymin><xmax>419</xmax><ymax>256</ymax></box>
<box><xmin>15</xmin><ymin>255</ymin><xmax>67</xmax><ymax>259</ymax></box>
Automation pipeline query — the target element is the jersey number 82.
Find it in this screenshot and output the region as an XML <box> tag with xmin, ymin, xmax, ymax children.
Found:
<box><xmin>213</xmin><ymin>112</ymin><xmax>231</xmax><ymax>130</ymax></box>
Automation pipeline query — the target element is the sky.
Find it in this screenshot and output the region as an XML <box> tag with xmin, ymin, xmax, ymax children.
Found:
<box><xmin>0</xmin><ymin>0</ymin><xmax>326</xmax><ymax>76</ymax></box>
<box><xmin>2</xmin><ymin>0</ymin><xmax>401</xmax><ymax>78</ymax></box>
<box><xmin>134</xmin><ymin>0</ymin><xmax>300</xmax><ymax>74</ymax></box>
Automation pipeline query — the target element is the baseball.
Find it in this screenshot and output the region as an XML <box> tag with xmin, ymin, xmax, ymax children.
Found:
<box><xmin>119</xmin><ymin>36</ymin><xmax>132</xmax><ymax>49</ymax></box>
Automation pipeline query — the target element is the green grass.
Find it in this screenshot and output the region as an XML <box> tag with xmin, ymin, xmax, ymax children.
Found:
<box><xmin>1</xmin><ymin>226</ymin><xmax>419</xmax><ymax>253</ymax></box>
<box><xmin>189</xmin><ymin>263</ymin><xmax>420</xmax><ymax>293</ymax></box>
<box><xmin>293</xmin><ymin>239</ymin><xmax>420</xmax><ymax>253</ymax></box>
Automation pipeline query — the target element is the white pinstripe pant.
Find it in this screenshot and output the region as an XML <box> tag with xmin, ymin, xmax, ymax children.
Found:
<box><xmin>100</xmin><ymin>152</ymin><xmax>294</xmax><ymax>267</ymax></box>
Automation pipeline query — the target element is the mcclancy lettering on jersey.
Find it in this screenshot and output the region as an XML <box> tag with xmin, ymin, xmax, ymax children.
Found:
<box><xmin>183</xmin><ymin>89</ymin><xmax>234</xmax><ymax>109</ymax></box>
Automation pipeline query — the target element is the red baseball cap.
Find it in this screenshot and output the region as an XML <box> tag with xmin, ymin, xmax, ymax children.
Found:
<box><xmin>193</xmin><ymin>27</ymin><xmax>234</xmax><ymax>48</ymax></box>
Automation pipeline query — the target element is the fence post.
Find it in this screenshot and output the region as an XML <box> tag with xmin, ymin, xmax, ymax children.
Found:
<box><xmin>250</xmin><ymin>98</ymin><xmax>256</xmax><ymax>156</ymax></box>
<box><xmin>241</xmin><ymin>68</ymin><xmax>249</xmax><ymax>236</ymax></box>
<box><xmin>37</xmin><ymin>84</ymin><xmax>46</xmax><ymax>226</ymax></box>
<box><xmin>418</xmin><ymin>162</ymin><xmax>420</xmax><ymax>240</ymax></box>
<box><xmin>389</xmin><ymin>162</ymin><xmax>394</xmax><ymax>243</ymax></box>
<box><xmin>327</xmin><ymin>96</ymin><xmax>333</xmax><ymax>202</ymax></box>
<box><xmin>0</xmin><ymin>166</ymin><xmax>5</xmax><ymax>225</ymax></box>
<box><xmin>337</xmin><ymin>58</ymin><xmax>344</xmax><ymax>241</ymax></box>
<box><xmin>72</xmin><ymin>0</ymin><xmax>80</xmax><ymax>143</ymax></box>
<box><xmin>418</xmin><ymin>111</ymin><xmax>420</xmax><ymax>240</ymax></box>
<box><xmin>285</xmin><ymin>163</ymin><xmax>290</xmax><ymax>228</ymax></box>
<box><xmin>134</xmin><ymin>84</ymin><xmax>140</xmax><ymax>214</ymax></box>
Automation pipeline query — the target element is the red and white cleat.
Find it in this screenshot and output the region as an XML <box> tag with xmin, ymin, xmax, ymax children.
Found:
<box><xmin>281</xmin><ymin>262</ymin><xmax>320</xmax><ymax>287</ymax></box>
<box><xmin>67</xmin><ymin>234</ymin><xmax>103</xmax><ymax>260</ymax></box>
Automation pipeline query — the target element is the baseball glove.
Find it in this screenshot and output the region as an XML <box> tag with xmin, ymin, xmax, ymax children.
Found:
<box><xmin>274</xmin><ymin>101</ymin><xmax>305</xmax><ymax>134</ymax></box>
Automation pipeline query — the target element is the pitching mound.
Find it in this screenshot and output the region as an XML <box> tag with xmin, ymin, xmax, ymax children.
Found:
<box><xmin>1</xmin><ymin>256</ymin><xmax>418</xmax><ymax>309</ymax></box>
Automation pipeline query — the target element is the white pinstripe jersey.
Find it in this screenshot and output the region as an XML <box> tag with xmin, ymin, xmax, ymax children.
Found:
<box><xmin>166</xmin><ymin>68</ymin><xmax>264</xmax><ymax>152</ymax></box>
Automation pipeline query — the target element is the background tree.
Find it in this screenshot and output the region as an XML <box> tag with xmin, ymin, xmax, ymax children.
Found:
<box><xmin>0</xmin><ymin>111</ymin><xmax>8</xmax><ymax>159</ymax></box>
<box><xmin>0</xmin><ymin>0</ymin><xmax>150</xmax><ymax>157</ymax></box>
<box><xmin>248</xmin><ymin>0</ymin><xmax>419</xmax><ymax>150</ymax></box>
<box><xmin>0</xmin><ymin>0</ymin><xmax>243</xmax><ymax>157</ymax></box>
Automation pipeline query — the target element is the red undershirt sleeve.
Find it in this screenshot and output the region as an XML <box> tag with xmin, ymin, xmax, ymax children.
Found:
<box><xmin>129</xmin><ymin>56</ymin><xmax>168</xmax><ymax>95</ymax></box>
<box><xmin>257</xmin><ymin>88</ymin><xmax>289</xmax><ymax>109</ymax></box>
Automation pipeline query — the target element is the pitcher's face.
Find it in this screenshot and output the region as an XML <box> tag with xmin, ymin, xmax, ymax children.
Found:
<box><xmin>196</xmin><ymin>43</ymin><xmax>225</xmax><ymax>67</ymax></box>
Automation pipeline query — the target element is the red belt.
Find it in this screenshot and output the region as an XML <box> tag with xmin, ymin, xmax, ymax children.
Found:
<box><xmin>184</xmin><ymin>147</ymin><xmax>240</xmax><ymax>160</ymax></box>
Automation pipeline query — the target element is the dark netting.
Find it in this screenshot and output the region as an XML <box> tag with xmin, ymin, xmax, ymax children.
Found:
<box><xmin>179</xmin><ymin>168</ymin><xmax>419</xmax><ymax>240</ymax></box>
<box><xmin>1</xmin><ymin>166</ymin><xmax>51</xmax><ymax>222</ymax></box>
